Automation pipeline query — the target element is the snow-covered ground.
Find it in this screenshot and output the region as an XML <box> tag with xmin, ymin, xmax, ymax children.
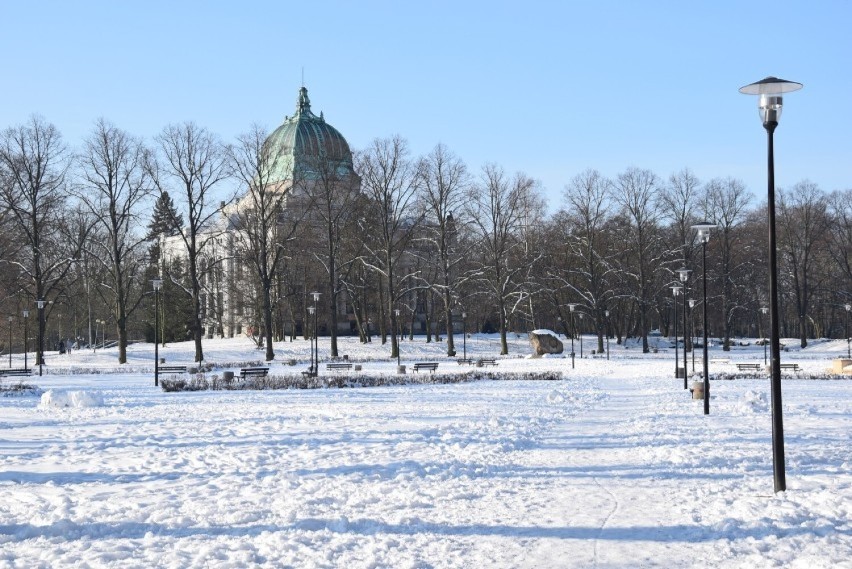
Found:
<box><xmin>1</xmin><ymin>334</ymin><xmax>851</xmax><ymax>568</ymax></box>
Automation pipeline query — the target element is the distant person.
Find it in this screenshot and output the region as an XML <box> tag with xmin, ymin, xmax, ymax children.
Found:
<box><xmin>58</xmin><ymin>341</ymin><xmax>65</xmax><ymax>354</ymax></box>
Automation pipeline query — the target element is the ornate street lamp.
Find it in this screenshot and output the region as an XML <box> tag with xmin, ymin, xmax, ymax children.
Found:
<box><xmin>740</xmin><ymin>75</ymin><xmax>803</xmax><ymax>493</ymax></box>
<box><xmin>152</xmin><ymin>278</ymin><xmax>163</xmax><ymax>387</ymax></box>
<box><xmin>35</xmin><ymin>299</ymin><xmax>46</xmax><ymax>376</ymax></box>
<box><xmin>604</xmin><ymin>310</ymin><xmax>610</xmax><ymax>360</ymax></box>
<box><xmin>692</xmin><ymin>222</ymin><xmax>716</xmax><ymax>415</ymax></box>
<box><xmin>567</xmin><ymin>304</ymin><xmax>578</xmax><ymax>369</ymax></box>
<box><xmin>671</xmin><ymin>285</ymin><xmax>683</xmax><ymax>380</ymax></box>
<box><xmin>845</xmin><ymin>304</ymin><xmax>851</xmax><ymax>359</ymax></box>
<box><xmin>677</xmin><ymin>267</ymin><xmax>691</xmax><ymax>387</ymax></box>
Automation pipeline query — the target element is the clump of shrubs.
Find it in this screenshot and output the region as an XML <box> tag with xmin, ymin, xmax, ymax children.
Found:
<box><xmin>160</xmin><ymin>370</ymin><xmax>562</xmax><ymax>392</ymax></box>
<box><xmin>1</xmin><ymin>380</ymin><xmax>43</xmax><ymax>397</ymax></box>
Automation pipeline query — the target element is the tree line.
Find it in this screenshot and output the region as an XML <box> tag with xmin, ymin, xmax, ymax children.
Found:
<box><xmin>1</xmin><ymin>115</ymin><xmax>850</xmax><ymax>364</ymax></box>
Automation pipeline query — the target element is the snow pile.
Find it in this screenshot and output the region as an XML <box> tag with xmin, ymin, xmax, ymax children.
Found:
<box><xmin>734</xmin><ymin>389</ymin><xmax>769</xmax><ymax>414</ymax></box>
<box><xmin>531</xmin><ymin>328</ymin><xmax>560</xmax><ymax>338</ymax></box>
<box><xmin>40</xmin><ymin>389</ymin><xmax>105</xmax><ymax>408</ymax></box>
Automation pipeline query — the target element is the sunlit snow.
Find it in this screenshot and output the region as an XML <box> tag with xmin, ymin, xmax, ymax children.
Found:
<box><xmin>1</xmin><ymin>334</ymin><xmax>850</xmax><ymax>567</ymax></box>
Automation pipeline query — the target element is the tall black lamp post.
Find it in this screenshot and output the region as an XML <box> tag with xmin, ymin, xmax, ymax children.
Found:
<box><xmin>604</xmin><ymin>309</ymin><xmax>610</xmax><ymax>360</ymax></box>
<box><xmin>845</xmin><ymin>304</ymin><xmax>851</xmax><ymax>359</ymax></box>
<box><xmin>23</xmin><ymin>309</ymin><xmax>29</xmax><ymax>370</ymax></box>
<box><xmin>152</xmin><ymin>278</ymin><xmax>163</xmax><ymax>387</ymax></box>
<box><xmin>677</xmin><ymin>268</ymin><xmax>691</xmax><ymax>386</ymax></box>
<box><xmin>688</xmin><ymin>299</ymin><xmax>696</xmax><ymax>372</ymax></box>
<box><xmin>761</xmin><ymin>306</ymin><xmax>769</xmax><ymax>365</ymax></box>
<box><xmin>671</xmin><ymin>285</ymin><xmax>683</xmax><ymax>379</ymax></box>
<box><xmin>692</xmin><ymin>222</ymin><xmax>716</xmax><ymax>415</ymax></box>
<box><xmin>308</xmin><ymin>306</ymin><xmax>316</xmax><ymax>375</ymax></box>
<box><xmin>8</xmin><ymin>316</ymin><xmax>12</xmax><ymax>369</ymax></box>
<box><xmin>462</xmin><ymin>311</ymin><xmax>467</xmax><ymax>361</ymax></box>
<box><xmin>568</xmin><ymin>304</ymin><xmax>577</xmax><ymax>369</ymax></box>
<box><xmin>36</xmin><ymin>299</ymin><xmax>46</xmax><ymax>376</ymax></box>
<box><xmin>740</xmin><ymin>76</ymin><xmax>803</xmax><ymax>493</ymax></box>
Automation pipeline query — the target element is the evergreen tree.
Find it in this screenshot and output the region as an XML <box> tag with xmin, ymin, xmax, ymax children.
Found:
<box><xmin>147</xmin><ymin>191</ymin><xmax>183</xmax><ymax>264</ymax></box>
<box><xmin>148</xmin><ymin>191</ymin><xmax>183</xmax><ymax>239</ymax></box>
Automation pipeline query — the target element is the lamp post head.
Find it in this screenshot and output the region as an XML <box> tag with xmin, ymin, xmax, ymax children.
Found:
<box><xmin>462</xmin><ymin>312</ymin><xmax>466</xmax><ymax>319</ymax></box>
<box><xmin>152</xmin><ymin>278</ymin><xmax>163</xmax><ymax>291</ymax></box>
<box><xmin>568</xmin><ymin>303</ymin><xmax>577</xmax><ymax>313</ymax></box>
<box><xmin>308</xmin><ymin>306</ymin><xmax>315</xmax><ymax>315</ymax></box>
<box><xmin>23</xmin><ymin>309</ymin><xmax>29</xmax><ymax>318</ymax></box>
<box><xmin>761</xmin><ymin>306</ymin><xmax>769</xmax><ymax>315</ymax></box>
<box><xmin>311</xmin><ymin>291</ymin><xmax>321</xmax><ymax>302</ymax></box>
<box><xmin>676</xmin><ymin>267</ymin><xmax>691</xmax><ymax>282</ymax></box>
<box><xmin>688</xmin><ymin>299</ymin><xmax>696</xmax><ymax>309</ymax></box>
<box><xmin>739</xmin><ymin>76</ymin><xmax>802</xmax><ymax>126</ymax></box>
<box><xmin>36</xmin><ymin>300</ymin><xmax>46</xmax><ymax>309</ymax></box>
<box><xmin>846</xmin><ymin>304</ymin><xmax>851</xmax><ymax>312</ymax></box>
<box><xmin>672</xmin><ymin>285</ymin><xmax>683</xmax><ymax>297</ymax></box>
<box><xmin>394</xmin><ymin>309</ymin><xmax>400</xmax><ymax>317</ymax></box>
<box><xmin>605</xmin><ymin>310</ymin><xmax>610</xmax><ymax>317</ymax></box>
<box><xmin>692</xmin><ymin>222</ymin><xmax>717</xmax><ymax>243</ymax></box>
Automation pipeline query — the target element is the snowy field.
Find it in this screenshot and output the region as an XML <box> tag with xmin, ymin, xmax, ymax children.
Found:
<box><xmin>1</xmin><ymin>334</ymin><xmax>851</xmax><ymax>568</ymax></box>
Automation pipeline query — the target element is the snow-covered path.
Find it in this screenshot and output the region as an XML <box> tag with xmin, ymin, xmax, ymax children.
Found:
<box><xmin>2</xmin><ymin>338</ymin><xmax>851</xmax><ymax>568</ymax></box>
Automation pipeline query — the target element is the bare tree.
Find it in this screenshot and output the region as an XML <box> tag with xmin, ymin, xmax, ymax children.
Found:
<box><xmin>611</xmin><ymin>167</ymin><xmax>663</xmax><ymax>353</ymax></box>
<box><xmin>304</xmin><ymin>148</ymin><xmax>362</xmax><ymax>357</ymax></box>
<box><xmin>467</xmin><ymin>164</ymin><xmax>537</xmax><ymax>354</ymax></box>
<box><xmin>357</xmin><ymin>136</ymin><xmax>421</xmax><ymax>359</ymax></box>
<box><xmin>148</xmin><ymin>122</ymin><xmax>231</xmax><ymax>362</ymax></box>
<box><xmin>555</xmin><ymin>169</ymin><xmax>613</xmax><ymax>352</ymax></box>
<box><xmin>778</xmin><ymin>180</ymin><xmax>830</xmax><ymax>348</ymax></box>
<box><xmin>229</xmin><ymin>124</ymin><xmax>306</xmax><ymax>361</ymax></box>
<box><xmin>0</xmin><ymin>116</ymin><xmax>80</xmax><ymax>367</ymax></box>
<box><xmin>417</xmin><ymin>144</ymin><xmax>471</xmax><ymax>356</ymax></box>
<box><xmin>704</xmin><ymin>177</ymin><xmax>751</xmax><ymax>351</ymax></box>
<box><xmin>75</xmin><ymin>119</ymin><xmax>153</xmax><ymax>363</ymax></box>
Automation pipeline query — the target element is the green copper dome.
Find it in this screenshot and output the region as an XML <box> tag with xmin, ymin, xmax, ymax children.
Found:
<box><xmin>265</xmin><ymin>87</ymin><xmax>355</xmax><ymax>182</ymax></box>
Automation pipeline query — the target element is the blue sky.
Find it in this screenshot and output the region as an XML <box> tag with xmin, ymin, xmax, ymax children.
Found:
<box><xmin>2</xmin><ymin>0</ymin><xmax>850</xmax><ymax>210</ymax></box>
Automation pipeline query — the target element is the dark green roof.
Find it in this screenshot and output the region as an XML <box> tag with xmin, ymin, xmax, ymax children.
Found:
<box><xmin>265</xmin><ymin>87</ymin><xmax>355</xmax><ymax>181</ymax></box>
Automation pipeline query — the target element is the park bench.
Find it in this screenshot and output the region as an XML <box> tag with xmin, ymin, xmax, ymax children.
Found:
<box><xmin>778</xmin><ymin>363</ymin><xmax>800</xmax><ymax>372</ymax></box>
<box><xmin>326</xmin><ymin>363</ymin><xmax>353</xmax><ymax>372</ymax></box>
<box><xmin>0</xmin><ymin>368</ymin><xmax>32</xmax><ymax>377</ymax></box>
<box><xmin>158</xmin><ymin>365</ymin><xmax>187</xmax><ymax>374</ymax></box>
<box><xmin>413</xmin><ymin>362</ymin><xmax>439</xmax><ymax>373</ymax></box>
<box><xmin>735</xmin><ymin>363</ymin><xmax>762</xmax><ymax>372</ymax></box>
<box><xmin>240</xmin><ymin>367</ymin><xmax>269</xmax><ymax>379</ymax></box>
<box><xmin>456</xmin><ymin>358</ymin><xmax>473</xmax><ymax>365</ymax></box>
<box><xmin>477</xmin><ymin>358</ymin><xmax>498</xmax><ymax>367</ymax></box>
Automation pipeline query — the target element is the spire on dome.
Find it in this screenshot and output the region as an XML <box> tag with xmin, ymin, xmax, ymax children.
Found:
<box><xmin>296</xmin><ymin>86</ymin><xmax>312</xmax><ymax>116</ymax></box>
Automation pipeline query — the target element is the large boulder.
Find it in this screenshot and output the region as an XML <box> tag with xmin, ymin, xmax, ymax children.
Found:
<box><xmin>529</xmin><ymin>330</ymin><xmax>564</xmax><ymax>356</ymax></box>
